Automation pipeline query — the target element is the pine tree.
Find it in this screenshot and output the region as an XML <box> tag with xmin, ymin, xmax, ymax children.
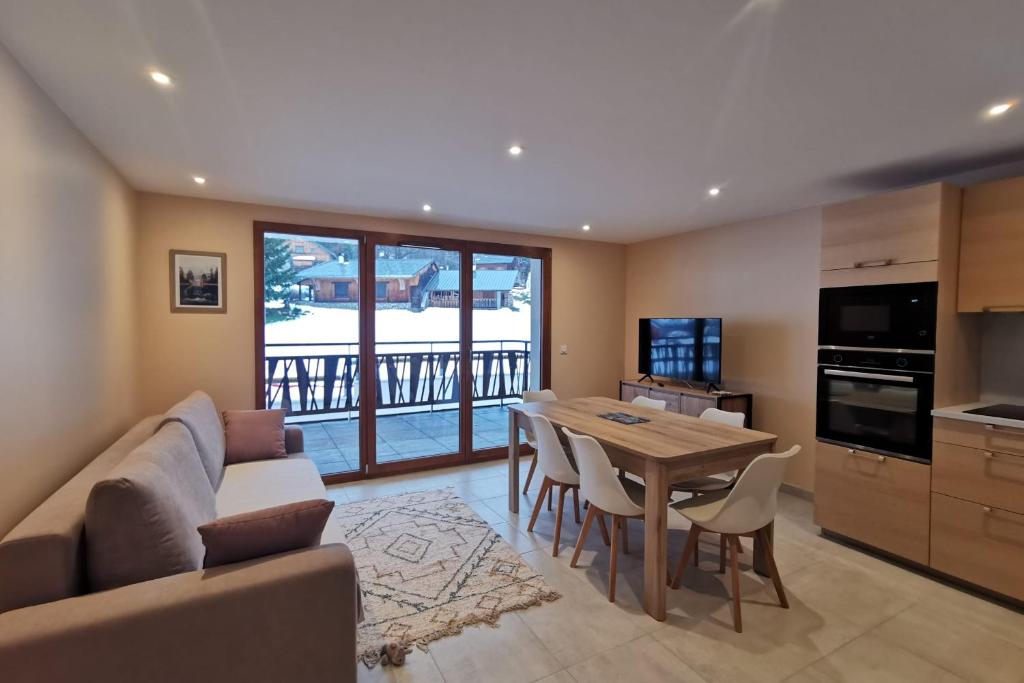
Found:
<box><xmin>264</xmin><ymin>238</ymin><xmax>297</xmax><ymax>313</ymax></box>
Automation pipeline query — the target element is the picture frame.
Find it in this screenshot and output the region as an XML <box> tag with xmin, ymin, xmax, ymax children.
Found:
<box><xmin>170</xmin><ymin>249</ymin><xmax>227</xmax><ymax>313</ymax></box>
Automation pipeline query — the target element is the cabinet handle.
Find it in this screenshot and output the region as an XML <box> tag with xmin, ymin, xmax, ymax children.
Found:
<box><xmin>982</xmin><ymin>305</ymin><xmax>1024</xmax><ymax>313</ymax></box>
<box><xmin>985</xmin><ymin>423</ymin><xmax>1024</xmax><ymax>435</ymax></box>
<box><xmin>853</xmin><ymin>258</ymin><xmax>895</xmax><ymax>269</ymax></box>
<box><xmin>982</xmin><ymin>506</ymin><xmax>993</xmax><ymax>514</ymax></box>
<box><xmin>847</xmin><ymin>448</ymin><xmax>885</xmax><ymax>463</ymax></box>
<box><xmin>984</xmin><ymin>451</ymin><xmax>1024</xmax><ymax>464</ymax></box>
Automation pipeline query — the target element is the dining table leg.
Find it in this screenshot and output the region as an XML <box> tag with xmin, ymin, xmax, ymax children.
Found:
<box><xmin>508</xmin><ymin>410</ymin><xmax>520</xmax><ymax>514</ymax></box>
<box><xmin>643</xmin><ymin>460</ymin><xmax>669</xmax><ymax>621</ymax></box>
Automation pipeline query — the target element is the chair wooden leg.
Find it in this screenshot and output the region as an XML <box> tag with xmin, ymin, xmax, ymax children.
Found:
<box><xmin>571</xmin><ymin>487</ymin><xmax>581</xmax><ymax>524</ymax></box>
<box><xmin>757</xmin><ymin>528</ymin><xmax>789</xmax><ymax>609</ymax></box>
<box><xmin>527</xmin><ymin>477</ymin><xmax>551</xmax><ymax>532</ymax></box>
<box><xmin>596</xmin><ymin>512</ymin><xmax>611</xmax><ymax>545</ymax></box>
<box><xmin>553</xmin><ymin>484</ymin><xmax>567</xmax><ymax>556</ymax></box>
<box><xmin>523</xmin><ymin>456</ymin><xmax>538</xmax><ymax>494</ymax></box>
<box><xmin>670</xmin><ymin>526</ymin><xmax>701</xmax><ymax>589</ymax></box>
<box><xmin>621</xmin><ymin>517</ymin><xmax>629</xmax><ymax>555</ymax></box>
<box><xmin>728</xmin><ymin>535</ymin><xmax>743</xmax><ymax>633</ymax></box>
<box><xmin>719</xmin><ymin>534</ymin><xmax>727</xmax><ymax>574</ymax></box>
<box><xmin>547</xmin><ymin>484</ymin><xmax>553</xmax><ymax>511</ymax></box>
<box><xmin>571</xmin><ymin>505</ymin><xmax>598</xmax><ymax>568</ymax></box>
<box><xmin>608</xmin><ymin>516</ymin><xmax>620</xmax><ymax>602</ymax></box>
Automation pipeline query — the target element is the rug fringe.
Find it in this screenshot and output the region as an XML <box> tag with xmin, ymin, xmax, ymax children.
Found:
<box><xmin>358</xmin><ymin>589</ymin><xmax>561</xmax><ymax>667</ymax></box>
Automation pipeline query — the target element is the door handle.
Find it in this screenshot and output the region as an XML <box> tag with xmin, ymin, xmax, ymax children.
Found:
<box><xmin>982</xmin><ymin>305</ymin><xmax>1024</xmax><ymax>313</ymax></box>
<box><xmin>847</xmin><ymin>448</ymin><xmax>885</xmax><ymax>463</ymax></box>
<box><xmin>824</xmin><ymin>369</ymin><xmax>914</xmax><ymax>383</ymax></box>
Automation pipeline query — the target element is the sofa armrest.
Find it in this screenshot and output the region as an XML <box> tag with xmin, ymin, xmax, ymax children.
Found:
<box><xmin>285</xmin><ymin>425</ymin><xmax>304</xmax><ymax>454</ymax></box>
<box><xmin>0</xmin><ymin>544</ymin><xmax>359</xmax><ymax>683</ymax></box>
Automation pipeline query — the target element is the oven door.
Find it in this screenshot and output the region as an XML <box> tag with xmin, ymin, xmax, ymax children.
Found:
<box><xmin>818</xmin><ymin>282</ymin><xmax>937</xmax><ymax>351</ymax></box>
<box><xmin>816</xmin><ymin>366</ymin><xmax>934</xmax><ymax>462</ymax></box>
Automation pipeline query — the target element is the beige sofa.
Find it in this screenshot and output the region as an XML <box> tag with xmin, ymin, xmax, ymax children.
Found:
<box><xmin>0</xmin><ymin>392</ymin><xmax>359</xmax><ymax>683</ymax></box>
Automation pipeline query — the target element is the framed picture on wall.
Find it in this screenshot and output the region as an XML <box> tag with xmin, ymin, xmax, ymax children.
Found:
<box><xmin>170</xmin><ymin>249</ymin><xmax>227</xmax><ymax>313</ymax></box>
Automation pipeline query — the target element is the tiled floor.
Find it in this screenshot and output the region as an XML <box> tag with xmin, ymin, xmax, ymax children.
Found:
<box><xmin>328</xmin><ymin>459</ymin><xmax>1024</xmax><ymax>683</ymax></box>
<box><xmin>298</xmin><ymin>405</ymin><xmax>512</xmax><ymax>474</ymax></box>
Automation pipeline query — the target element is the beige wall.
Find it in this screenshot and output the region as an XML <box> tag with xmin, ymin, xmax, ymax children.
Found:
<box><xmin>0</xmin><ymin>45</ymin><xmax>137</xmax><ymax>536</ymax></box>
<box><xmin>624</xmin><ymin>208</ymin><xmax>822</xmax><ymax>491</ymax></box>
<box><xmin>135</xmin><ymin>193</ymin><xmax>626</xmax><ymax>415</ymax></box>
<box><xmin>979</xmin><ymin>313</ymin><xmax>1024</xmax><ymax>402</ymax></box>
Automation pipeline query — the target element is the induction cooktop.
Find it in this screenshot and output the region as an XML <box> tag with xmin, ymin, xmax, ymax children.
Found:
<box><xmin>963</xmin><ymin>404</ymin><xmax>1024</xmax><ymax>421</ymax></box>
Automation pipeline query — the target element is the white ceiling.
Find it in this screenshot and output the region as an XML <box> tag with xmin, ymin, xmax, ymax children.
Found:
<box><xmin>2</xmin><ymin>0</ymin><xmax>1024</xmax><ymax>243</ymax></box>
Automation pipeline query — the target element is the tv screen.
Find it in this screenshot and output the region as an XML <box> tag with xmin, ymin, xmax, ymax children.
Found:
<box><xmin>638</xmin><ymin>318</ymin><xmax>722</xmax><ymax>384</ymax></box>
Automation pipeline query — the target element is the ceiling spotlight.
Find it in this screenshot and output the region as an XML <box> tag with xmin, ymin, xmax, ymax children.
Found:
<box><xmin>422</xmin><ymin>203</ymin><xmax>432</xmax><ymax>213</ymax></box>
<box><xmin>581</xmin><ymin>224</ymin><xmax>591</xmax><ymax>232</ymax></box>
<box><xmin>987</xmin><ymin>102</ymin><xmax>1015</xmax><ymax>117</ymax></box>
<box><xmin>192</xmin><ymin>176</ymin><xmax>206</xmax><ymax>185</ymax></box>
<box><xmin>708</xmin><ymin>187</ymin><xmax>721</xmax><ymax>197</ymax></box>
<box><xmin>508</xmin><ymin>144</ymin><xmax>523</xmax><ymax>157</ymax></box>
<box><xmin>148</xmin><ymin>70</ymin><xmax>173</xmax><ymax>87</ymax></box>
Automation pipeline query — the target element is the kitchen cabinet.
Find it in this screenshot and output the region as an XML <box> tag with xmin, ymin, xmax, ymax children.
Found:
<box><xmin>958</xmin><ymin>176</ymin><xmax>1024</xmax><ymax>312</ymax></box>
<box><xmin>821</xmin><ymin>183</ymin><xmax>950</xmax><ymax>279</ymax></box>
<box><xmin>813</xmin><ymin>441</ymin><xmax>931</xmax><ymax>565</ymax></box>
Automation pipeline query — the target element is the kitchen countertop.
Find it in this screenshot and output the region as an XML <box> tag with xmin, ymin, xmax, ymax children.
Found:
<box><xmin>932</xmin><ymin>401</ymin><xmax>1024</xmax><ymax>429</ymax></box>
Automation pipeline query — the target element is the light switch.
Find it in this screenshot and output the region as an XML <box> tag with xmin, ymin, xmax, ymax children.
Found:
<box><xmin>559</xmin><ymin>344</ymin><xmax>568</xmax><ymax>355</ymax></box>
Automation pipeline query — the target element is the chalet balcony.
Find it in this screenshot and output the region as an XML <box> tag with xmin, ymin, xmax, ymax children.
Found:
<box><xmin>265</xmin><ymin>340</ymin><xmax>533</xmax><ymax>474</ymax></box>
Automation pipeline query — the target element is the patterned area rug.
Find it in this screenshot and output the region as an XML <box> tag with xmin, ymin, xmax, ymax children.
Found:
<box><xmin>334</xmin><ymin>488</ymin><xmax>560</xmax><ymax>666</ymax></box>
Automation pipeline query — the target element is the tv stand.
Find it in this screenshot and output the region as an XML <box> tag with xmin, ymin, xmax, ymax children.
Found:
<box><xmin>637</xmin><ymin>373</ymin><xmax>654</xmax><ymax>383</ymax></box>
<box><xmin>619</xmin><ymin>379</ymin><xmax>754</xmax><ymax>428</ymax></box>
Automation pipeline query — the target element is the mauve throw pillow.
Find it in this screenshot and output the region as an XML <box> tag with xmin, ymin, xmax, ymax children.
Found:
<box><xmin>223</xmin><ymin>409</ymin><xmax>287</xmax><ymax>464</ymax></box>
<box><xmin>198</xmin><ymin>499</ymin><xmax>335</xmax><ymax>568</ymax></box>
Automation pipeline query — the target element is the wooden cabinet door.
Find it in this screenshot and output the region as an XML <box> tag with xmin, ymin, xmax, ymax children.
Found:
<box><xmin>681</xmin><ymin>395</ymin><xmax>713</xmax><ymax>418</ymax></box>
<box><xmin>821</xmin><ymin>184</ymin><xmax>943</xmax><ymax>272</ymax></box>
<box><xmin>959</xmin><ymin>177</ymin><xmax>1024</xmax><ymax>312</ymax></box>
<box><xmin>931</xmin><ymin>493</ymin><xmax>1024</xmax><ymax>601</ymax></box>
<box><xmin>619</xmin><ymin>383</ymin><xmax>649</xmax><ymax>404</ymax></box>
<box><xmin>814</xmin><ymin>441</ymin><xmax>930</xmax><ymax>564</ymax></box>
<box><xmin>649</xmin><ymin>389</ymin><xmax>682</xmax><ymax>413</ymax></box>
<box><xmin>932</xmin><ymin>441</ymin><xmax>1024</xmax><ymax>515</ymax></box>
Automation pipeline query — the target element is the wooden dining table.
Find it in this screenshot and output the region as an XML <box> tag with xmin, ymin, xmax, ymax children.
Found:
<box><xmin>507</xmin><ymin>396</ymin><xmax>778</xmax><ymax>621</ymax></box>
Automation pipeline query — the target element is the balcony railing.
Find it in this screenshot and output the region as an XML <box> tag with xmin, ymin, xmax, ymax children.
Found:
<box><xmin>265</xmin><ymin>340</ymin><xmax>531</xmax><ymax>417</ymax></box>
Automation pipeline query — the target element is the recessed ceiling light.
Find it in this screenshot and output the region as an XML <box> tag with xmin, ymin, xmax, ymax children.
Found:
<box><xmin>987</xmin><ymin>102</ymin><xmax>1015</xmax><ymax>117</ymax></box>
<box><xmin>422</xmin><ymin>203</ymin><xmax>432</xmax><ymax>213</ymax></box>
<box><xmin>148</xmin><ymin>70</ymin><xmax>173</xmax><ymax>87</ymax></box>
<box><xmin>192</xmin><ymin>176</ymin><xmax>206</xmax><ymax>185</ymax></box>
<box><xmin>508</xmin><ymin>144</ymin><xmax>523</xmax><ymax>157</ymax></box>
<box><xmin>708</xmin><ymin>187</ymin><xmax>721</xmax><ymax>197</ymax></box>
<box><xmin>581</xmin><ymin>224</ymin><xmax>591</xmax><ymax>232</ymax></box>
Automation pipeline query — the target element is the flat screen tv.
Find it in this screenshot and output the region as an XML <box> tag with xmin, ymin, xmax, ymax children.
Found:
<box><xmin>638</xmin><ymin>318</ymin><xmax>722</xmax><ymax>386</ymax></box>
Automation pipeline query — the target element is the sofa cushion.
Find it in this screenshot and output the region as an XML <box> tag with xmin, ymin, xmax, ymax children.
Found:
<box><xmin>223</xmin><ymin>409</ymin><xmax>287</xmax><ymax>464</ymax></box>
<box><xmin>0</xmin><ymin>416</ymin><xmax>162</xmax><ymax>613</ymax></box>
<box><xmin>217</xmin><ymin>456</ymin><xmax>344</xmax><ymax>545</ymax></box>
<box><xmin>198</xmin><ymin>499</ymin><xmax>335</xmax><ymax>568</ymax></box>
<box><xmin>161</xmin><ymin>390</ymin><xmax>226</xmax><ymax>489</ymax></box>
<box><xmin>85</xmin><ymin>422</ymin><xmax>216</xmax><ymax>591</ymax></box>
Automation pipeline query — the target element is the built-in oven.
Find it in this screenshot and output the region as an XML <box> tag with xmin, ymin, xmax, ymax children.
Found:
<box><xmin>816</xmin><ymin>349</ymin><xmax>934</xmax><ymax>463</ymax></box>
<box><xmin>819</xmin><ymin>282</ymin><xmax>938</xmax><ymax>352</ymax></box>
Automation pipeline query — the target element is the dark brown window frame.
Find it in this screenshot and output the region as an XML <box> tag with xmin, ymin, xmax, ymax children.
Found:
<box><xmin>253</xmin><ymin>220</ymin><xmax>552</xmax><ymax>484</ymax></box>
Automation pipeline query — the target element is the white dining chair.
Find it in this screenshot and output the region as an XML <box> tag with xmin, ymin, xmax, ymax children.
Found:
<box><xmin>521</xmin><ymin>389</ymin><xmax>559</xmax><ymax>497</ymax></box>
<box><xmin>524</xmin><ymin>413</ymin><xmax>581</xmax><ymax>557</ymax></box>
<box><xmin>631</xmin><ymin>395</ymin><xmax>667</xmax><ymax>410</ymax></box>
<box><xmin>563</xmin><ymin>428</ymin><xmax>647</xmax><ymax>603</ymax></box>
<box><xmin>670</xmin><ymin>445</ymin><xmax>801</xmax><ymax>633</ymax></box>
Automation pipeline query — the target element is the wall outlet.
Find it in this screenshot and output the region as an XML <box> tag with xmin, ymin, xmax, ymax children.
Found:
<box><xmin>559</xmin><ymin>344</ymin><xmax>568</xmax><ymax>355</ymax></box>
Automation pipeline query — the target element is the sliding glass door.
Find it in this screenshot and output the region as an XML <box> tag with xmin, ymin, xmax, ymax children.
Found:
<box><xmin>259</xmin><ymin>230</ymin><xmax>363</xmax><ymax>478</ymax></box>
<box><xmin>255</xmin><ymin>222</ymin><xmax>550</xmax><ymax>482</ymax></box>
<box><xmin>371</xmin><ymin>242</ymin><xmax>463</xmax><ymax>470</ymax></box>
<box><xmin>470</xmin><ymin>253</ymin><xmax>545</xmax><ymax>455</ymax></box>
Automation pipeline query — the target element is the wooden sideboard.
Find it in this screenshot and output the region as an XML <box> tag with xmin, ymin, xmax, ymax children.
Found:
<box><xmin>618</xmin><ymin>380</ymin><xmax>753</xmax><ymax>428</ymax></box>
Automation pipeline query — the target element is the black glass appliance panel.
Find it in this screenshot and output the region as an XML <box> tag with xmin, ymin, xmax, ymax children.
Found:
<box><xmin>819</xmin><ymin>282</ymin><xmax>937</xmax><ymax>351</ymax></box>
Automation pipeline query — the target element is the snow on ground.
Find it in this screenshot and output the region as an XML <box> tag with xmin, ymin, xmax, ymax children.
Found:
<box><xmin>265</xmin><ymin>303</ymin><xmax>533</xmax><ymax>355</ymax></box>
